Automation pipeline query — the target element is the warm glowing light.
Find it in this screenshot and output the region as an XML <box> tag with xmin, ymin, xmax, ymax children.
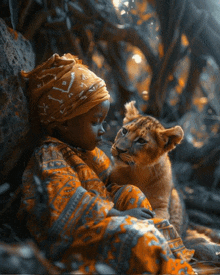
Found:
<box><xmin>113</xmin><ymin>0</ymin><xmax>121</xmax><ymax>8</ymax></box>
<box><xmin>132</xmin><ymin>54</ymin><xmax>142</xmax><ymax>63</ymax></box>
<box><xmin>142</xmin><ymin>91</ymin><xmax>149</xmax><ymax>101</ymax></box>
<box><xmin>142</xmin><ymin>91</ymin><xmax>148</xmax><ymax>95</ymax></box>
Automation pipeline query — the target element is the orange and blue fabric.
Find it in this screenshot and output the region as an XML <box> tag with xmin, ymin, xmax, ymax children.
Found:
<box><xmin>18</xmin><ymin>136</ymin><xmax>195</xmax><ymax>274</ymax></box>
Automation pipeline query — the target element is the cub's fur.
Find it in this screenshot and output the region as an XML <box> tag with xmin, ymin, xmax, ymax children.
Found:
<box><xmin>110</xmin><ymin>101</ymin><xmax>186</xmax><ymax>235</ymax></box>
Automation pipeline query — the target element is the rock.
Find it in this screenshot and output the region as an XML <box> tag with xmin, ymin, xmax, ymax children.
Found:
<box><xmin>0</xmin><ymin>18</ymin><xmax>35</xmax><ymax>183</ymax></box>
<box><xmin>0</xmin><ymin>241</ymin><xmax>58</xmax><ymax>274</ymax></box>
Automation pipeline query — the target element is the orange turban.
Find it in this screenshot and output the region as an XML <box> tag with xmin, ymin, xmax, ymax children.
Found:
<box><xmin>21</xmin><ymin>53</ymin><xmax>110</xmax><ymax>127</ymax></box>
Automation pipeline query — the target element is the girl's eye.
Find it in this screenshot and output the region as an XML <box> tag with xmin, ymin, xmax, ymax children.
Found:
<box><xmin>92</xmin><ymin>120</ymin><xmax>107</xmax><ymax>129</ymax></box>
<box><xmin>136</xmin><ymin>138</ymin><xmax>147</xmax><ymax>144</ymax></box>
<box><xmin>121</xmin><ymin>128</ymin><xmax>127</xmax><ymax>135</ymax></box>
<box><xmin>92</xmin><ymin>121</ymin><xmax>99</xmax><ymax>126</ymax></box>
<box><xmin>92</xmin><ymin>118</ymin><xmax>101</xmax><ymax>125</ymax></box>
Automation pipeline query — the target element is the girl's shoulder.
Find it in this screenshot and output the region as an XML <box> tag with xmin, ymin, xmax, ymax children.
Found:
<box><xmin>33</xmin><ymin>136</ymin><xmax>59</xmax><ymax>153</ymax></box>
<box><xmin>33</xmin><ymin>136</ymin><xmax>72</xmax><ymax>161</ymax></box>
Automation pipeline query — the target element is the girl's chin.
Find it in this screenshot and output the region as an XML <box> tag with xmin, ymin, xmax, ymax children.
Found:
<box><xmin>83</xmin><ymin>144</ymin><xmax>97</xmax><ymax>151</ymax></box>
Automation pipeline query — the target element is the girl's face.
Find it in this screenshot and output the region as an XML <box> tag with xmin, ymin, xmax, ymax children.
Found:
<box><xmin>57</xmin><ymin>100</ymin><xmax>110</xmax><ymax>150</ymax></box>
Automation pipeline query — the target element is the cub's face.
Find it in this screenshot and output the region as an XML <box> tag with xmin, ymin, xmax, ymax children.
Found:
<box><xmin>111</xmin><ymin>116</ymin><xmax>167</xmax><ymax>167</ymax></box>
<box><xmin>111</xmin><ymin>101</ymin><xmax>184</xmax><ymax>167</ymax></box>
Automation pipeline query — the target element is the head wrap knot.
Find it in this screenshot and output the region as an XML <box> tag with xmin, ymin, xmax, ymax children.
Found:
<box><xmin>21</xmin><ymin>53</ymin><xmax>110</xmax><ymax>127</ymax></box>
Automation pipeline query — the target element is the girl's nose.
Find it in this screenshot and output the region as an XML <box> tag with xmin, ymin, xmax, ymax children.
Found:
<box><xmin>99</xmin><ymin>125</ymin><xmax>105</xmax><ymax>134</ymax></box>
<box><xmin>98</xmin><ymin>123</ymin><xmax>106</xmax><ymax>135</ymax></box>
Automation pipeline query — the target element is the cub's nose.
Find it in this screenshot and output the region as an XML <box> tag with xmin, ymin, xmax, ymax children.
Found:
<box><xmin>116</xmin><ymin>147</ymin><xmax>127</xmax><ymax>154</ymax></box>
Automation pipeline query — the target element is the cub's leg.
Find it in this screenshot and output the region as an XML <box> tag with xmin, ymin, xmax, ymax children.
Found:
<box><xmin>169</xmin><ymin>187</ymin><xmax>188</xmax><ymax>238</ymax></box>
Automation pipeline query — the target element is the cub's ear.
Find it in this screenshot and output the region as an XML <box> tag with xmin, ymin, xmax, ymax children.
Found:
<box><xmin>123</xmin><ymin>101</ymin><xmax>141</xmax><ymax>125</ymax></box>
<box><xmin>158</xmin><ymin>126</ymin><xmax>184</xmax><ymax>152</ymax></box>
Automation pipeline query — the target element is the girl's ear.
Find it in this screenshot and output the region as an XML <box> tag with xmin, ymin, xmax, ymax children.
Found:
<box><xmin>158</xmin><ymin>126</ymin><xmax>184</xmax><ymax>152</ymax></box>
<box><xmin>123</xmin><ymin>101</ymin><xmax>141</xmax><ymax>125</ymax></box>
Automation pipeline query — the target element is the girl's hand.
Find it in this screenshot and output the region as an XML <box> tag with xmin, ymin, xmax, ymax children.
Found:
<box><xmin>121</xmin><ymin>208</ymin><xmax>155</xmax><ymax>219</ymax></box>
<box><xmin>107</xmin><ymin>208</ymin><xmax>155</xmax><ymax>219</ymax></box>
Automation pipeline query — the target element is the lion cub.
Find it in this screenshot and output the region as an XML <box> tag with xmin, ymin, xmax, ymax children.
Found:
<box><xmin>110</xmin><ymin>101</ymin><xmax>185</xmax><ymax>235</ymax></box>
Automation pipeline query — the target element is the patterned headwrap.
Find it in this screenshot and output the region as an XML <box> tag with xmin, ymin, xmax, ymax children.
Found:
<box><xmin>21</xmin><ymin>53</ymin><xmax>110</xmax><ymax>127</ymax></box>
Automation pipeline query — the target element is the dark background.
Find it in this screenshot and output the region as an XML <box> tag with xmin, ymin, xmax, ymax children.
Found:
<box><xmin>1</xmin><ymin>0</ymin><xmax>220</xmax><ymax>253</ymax></box>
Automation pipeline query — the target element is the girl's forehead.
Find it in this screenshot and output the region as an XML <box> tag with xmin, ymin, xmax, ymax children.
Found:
<box><xmin>90</xmin><ymin>100</ymin><xmax>110</xmax><ymax>114</ymax></box>
<box><xmin>93</xmin><ymin>112</ymin><xmax>105</xmax><ymax>118</ymax></box>
<box><xmin>77</xmin><ymin>100</ymin><xmax>109</xmax><ymax>122</ymax></box>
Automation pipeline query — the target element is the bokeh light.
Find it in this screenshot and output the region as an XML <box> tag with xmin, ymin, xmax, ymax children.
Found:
<box><xmin>132</xmin><ymin>54</ymin><xmax>142</xmax><ymax>64</ymax></box>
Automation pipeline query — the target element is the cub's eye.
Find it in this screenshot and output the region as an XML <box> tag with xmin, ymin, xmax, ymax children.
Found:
<box><xmin>121</xmin><ymin>128</ymin><xmax>128</xmax><ymax>136</ymax></box>
<box><xmin>136</xmin><ymin>138</ymin><xmax>147</xmax><ymax>144</ymax></box>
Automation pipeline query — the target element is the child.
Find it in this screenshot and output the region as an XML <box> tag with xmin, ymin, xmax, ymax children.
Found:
<box><xmin>18</xmin><ymin>53</ymin><xmax>194</xmax><ymax>274</ymax></box>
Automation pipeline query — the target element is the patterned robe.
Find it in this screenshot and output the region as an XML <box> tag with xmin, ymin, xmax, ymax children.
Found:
<box><xmin>19</xmin><ymin>136</ymin><xmax>195</xmax><ymax>274</ymax></box>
